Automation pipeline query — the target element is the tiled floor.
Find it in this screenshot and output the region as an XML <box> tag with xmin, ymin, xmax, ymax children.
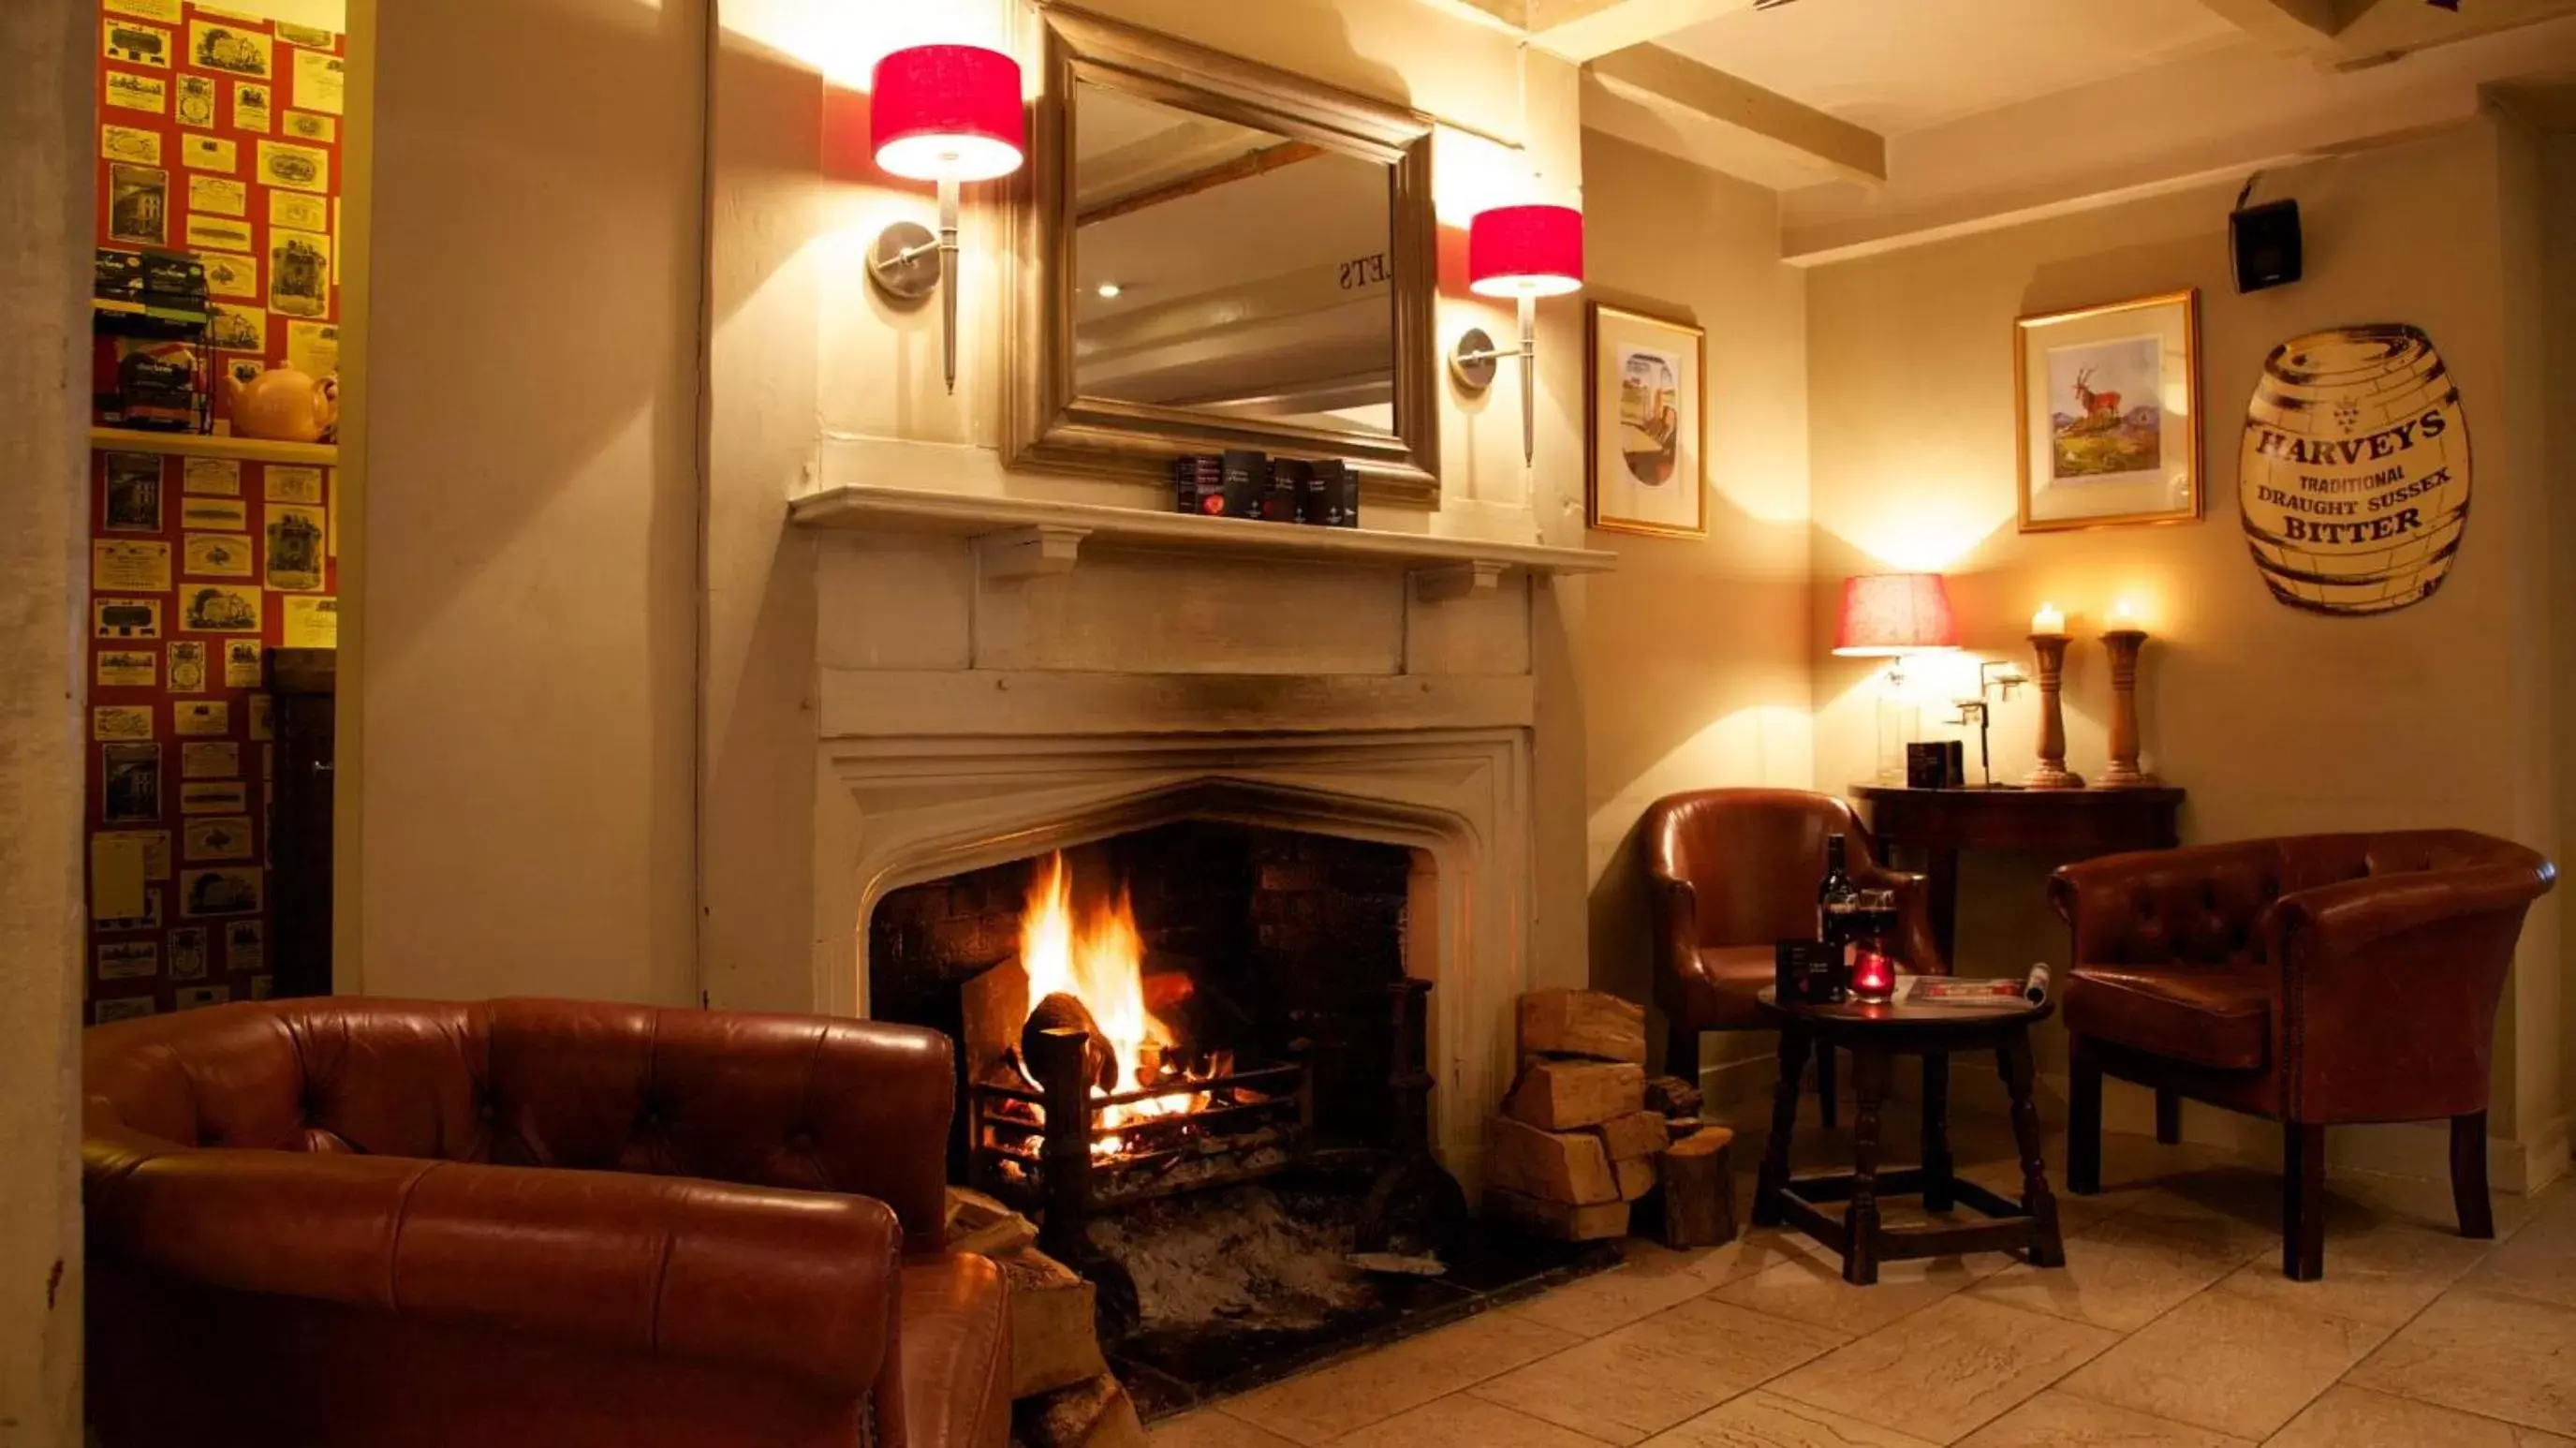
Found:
<box><xmin>1147</xmin><ymin>1117</ymin><xmax>2576</xmax><ymax>1448</ymax></box>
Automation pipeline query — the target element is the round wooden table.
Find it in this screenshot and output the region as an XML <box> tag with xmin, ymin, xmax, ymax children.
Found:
<box><xmin>1754</xmin><ymin>985</ymin><xmax>2068</xmax><ymax>1285</ymax></box>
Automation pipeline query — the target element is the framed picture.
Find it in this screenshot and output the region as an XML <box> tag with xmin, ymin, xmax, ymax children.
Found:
<box><xmin>1586</xmin><ymin>303</ymin><xmax>1706</xmax><ymax>539</ymax></box>
<box><xmin>2015</xmin><ymin>289</ymin><xmax>2203</xmax><ymax>532</ymax></box>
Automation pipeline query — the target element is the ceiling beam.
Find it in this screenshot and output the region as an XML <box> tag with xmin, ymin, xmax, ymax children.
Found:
<box><xmin>1583</xmin><ymin>42</ymin><xmax>1885</xmax><ymax>186</ymax></box>
<box><xmin>2189</xmin><ymin>0</ymin><xmax>2362</xmax><ymax>50</ymax></box>
<box><xmin>1525</xmin><ymin>0</ymin><xmax>1759</xmax><ymax>63</ymax></box>
<box><xmin>1413</xmin><ymin>0</ymin><xmax>1529</xmax><ymax>31</ymax></box>
<box><xmin>2328</xmin><ymin>0</ymin><xmax>2576</xmax><ymax>67</ymax></box>
<box><xmin>2195</xmin><ymin>0</ymin><xmax>2576</xmax><ymax>66</ymax></box>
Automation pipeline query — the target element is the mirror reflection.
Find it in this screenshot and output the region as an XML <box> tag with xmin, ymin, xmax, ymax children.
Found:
<box><xmin>1071</xmin><ymin>82</ymin><xmax>1397</xmax><ymax>436</ymax></box>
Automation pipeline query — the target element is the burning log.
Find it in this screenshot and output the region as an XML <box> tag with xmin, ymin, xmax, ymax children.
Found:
<box><xmin>1140</xmin><ymin>969</ymin><xmax>1195</xmax><ymax>1017</ymax></box>
<box><xmin>1025</xmin><ymin>991</ymin><xmax>1119</xmax><ymax>1091</ymax></box>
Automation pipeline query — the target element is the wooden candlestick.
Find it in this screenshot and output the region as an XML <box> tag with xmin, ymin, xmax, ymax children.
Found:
<box><xmin>2023</xmin><ymin>634</ymin><xmax>2083</xmax><ymax>790</ymax></box>
<box><xmin>2097</xmin><ymin>628</ymin><xmax>2159</xmax><ymax>789</ymax></box>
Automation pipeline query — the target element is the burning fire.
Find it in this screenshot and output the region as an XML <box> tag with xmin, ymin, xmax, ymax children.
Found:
<box><xmin>1018</xmin><ymin>853</ymin><xmax>1206</xmax><ymax>1157</ymax></box>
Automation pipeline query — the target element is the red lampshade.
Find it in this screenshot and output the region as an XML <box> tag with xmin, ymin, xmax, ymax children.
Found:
<box><xmin>1833</xmin><ymin>574</ymin><xmax>1960</xmax><ymax>657</ymax></box>
<box><xmin>871</xmin><ymin>44</ymin><xmax>1025</xmax><ymax>183</ymax></box>
<box><xmin>1467</xmin><ymin>204</ymin><xmax>1584</xmax><ymax>299</ymax></box>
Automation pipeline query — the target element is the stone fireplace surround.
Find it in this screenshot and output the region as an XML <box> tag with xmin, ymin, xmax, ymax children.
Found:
<box><xmin>798</xmin><ymin>487</ymin><xmax>1612</xmax><ymax>1174</ymax></box>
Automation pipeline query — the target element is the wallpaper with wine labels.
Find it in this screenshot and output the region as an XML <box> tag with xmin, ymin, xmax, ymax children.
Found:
<box><xmin>90</xmin><ymin>0</ymin><xmax>344</xmax><ymax>1023</ymax></box>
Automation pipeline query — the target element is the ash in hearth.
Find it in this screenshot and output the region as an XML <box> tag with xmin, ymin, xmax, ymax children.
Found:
<box><xmin>1085</xmin><ymin>1184</ymin><xmax>1375</xmax><ymax>1335</ymax></box>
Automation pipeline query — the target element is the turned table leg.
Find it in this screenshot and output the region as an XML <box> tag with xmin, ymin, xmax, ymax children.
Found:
<box><xmin>1753</xmin><ymin>1027</ymin><xmax>1812</xmax><ymax>1228</ymax></box>
<box><xmin>1844</xmin><ymin>1047</ymin><xmax>1892</xmax><ymax>1285</ymax></box>
<box><xmin>1996</xmin><ymin>1026</ymin><xmax>2066</xmax><ymax>1268</ymax></box>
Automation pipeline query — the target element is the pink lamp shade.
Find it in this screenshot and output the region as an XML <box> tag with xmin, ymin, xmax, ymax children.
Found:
<box><xmin>871</xmin><ymin>44</ymin><xmax>1026</xmax><ymax>183</ymax></box>
<box><xmin>1833</xmin><ymin>573</ymin><xmax>1961</xmax><ymax>657</ymax></box>
<box><xmin>1467</xmin><ymin>204</ymin><xmax>1584</xmax><ymax>299</ymax></box>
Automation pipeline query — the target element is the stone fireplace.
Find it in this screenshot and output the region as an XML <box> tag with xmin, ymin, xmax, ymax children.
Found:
<box><xmin>797</xmin><ymin>484</ymin><xmax>1614</xmax><ymax>1176</ymax></box>
<box><xmin>788</xmin><ymin>485</ymin><xmax>1612</xmax><ymax>1410</ymax></box>
<box><xmin>817</xmin><ymin>724</ymin><xmax>1533</xmax><ymax>1173</ymax></box>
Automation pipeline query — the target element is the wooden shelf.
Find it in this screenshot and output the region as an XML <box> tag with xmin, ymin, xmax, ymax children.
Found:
<box><xmin>90</xmin><ymin>427</ymin><xmax>338</xmax><ymax>467</ymax></box>
<box><xmin>789</xmin><ymin>484</ymin><xmax>1614</xmax><ymax>598</ymax></box>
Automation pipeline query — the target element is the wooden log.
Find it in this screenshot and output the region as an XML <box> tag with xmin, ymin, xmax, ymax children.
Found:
<box><xmin>1487</xmin><ymin>1187</ymin><xmax>1631</xmax><ymax>1242</ymax></box>
<box><xmin>961</xmin><ymin>957</ymin><xmax>1032</xmax><ymax>1080</ymax></box>
<box><xmin>1001</xmin><ymin>1248</ymin><xmax>1109</xmax><ymax>1399</ymax></box>
<box><xmin>946</xmin><ymin>1185</ymin><xmax>1040</xmax><ymax>1259</ymax></box>
<box><xmin>1016</xmin><ymin>1371</ymin><xmax>1148</xmax><ymax>1448</ymax></box>
<box><xmin>1024</xmin><ymin>991</ymin><xmax>1118</xmax><ymax>1091</ymax></box>
<box><xmin>1486</xmin><ymin>1116</ymin><xmax>1619</xmax><ymax>1204</ymax></box>
<box><xmin>1503</xmin><ymin>1059</ymin><xmax>1645</xmax><ymax>1130</ymax></box>
<box><xmin>1518</xmin><ymin>989</ymin><xmax>1647</xmax><ymax>1064</ymax></box>
<box><xmin>1644</xmin><ymin>1073</ymin><xmax>1704</xmax><ymax>1120</ymax></box>
<box><xmin>1592</xmin><ymin>1110</ymin><xmax>1670</xmax><ymax>1162</ymax></box>
<box><xmin>1613</xmin><ymin>1154</ymin><xmax>1657</xmax><ymax>1202</ymax></box>
<box><xmin>1658</xmin><ymin>1127</ymin><xmax>1738</xmax><ymax>1250</ymax></box>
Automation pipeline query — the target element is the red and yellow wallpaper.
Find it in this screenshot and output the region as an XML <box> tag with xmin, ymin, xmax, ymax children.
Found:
<box><xmin>88</xmin><ymin>0</ymin><xmax>345</xmax><ymax>1023</ymax></box>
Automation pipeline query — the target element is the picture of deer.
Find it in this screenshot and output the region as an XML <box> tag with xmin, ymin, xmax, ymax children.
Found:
<box><xmin>2072</xmin><ymin>367</ymin><xmax>2123</xmax><ymax>423</ymax></box>
<box><xmin>2048</xmin><ymin>337</ymin><xmax>2164</xmax><ymax>481</ymax></box>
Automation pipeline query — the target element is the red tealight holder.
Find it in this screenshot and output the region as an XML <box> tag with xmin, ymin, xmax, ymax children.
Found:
<box><xmin>1849</xmin><ymin>949</ymin><xmax>1897</xmax><ymax>1004</ymax></box>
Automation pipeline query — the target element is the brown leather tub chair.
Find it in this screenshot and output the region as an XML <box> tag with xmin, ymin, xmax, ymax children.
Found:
<box><xmin>2052</xmin><ymin>831</ymin><xmax>2555</xmax><ymax>1280</ymax></box>
<box><xmin>84</xmin><ymin>998</ymin><xmax>1010</xmax><ymax>1448</ymax></box>
<box><xmin>1647</xmin><ymin>789</ymin><xmax>1945</xmax><ymax>1126</ymax></box>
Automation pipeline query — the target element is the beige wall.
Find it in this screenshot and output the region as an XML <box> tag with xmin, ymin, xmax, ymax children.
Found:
<box><xmin>702</xmin><ymin>0</ymin><xmax>1605</xmax><ymax>1015</ymax></box>
<box><xmin>0</xmin><ymin>0</ymin><xmax>88</xmax><ymax>1436</ymax></box>
<box><xmin>359</xmin><ymin>0</ymin><xmax>706</xmax><ymax>1005</ymax></box>
<box><xmin>1577</xmin><ymin>132</ymin><xmax>1812</xmax><ymax>1087</ymax></box>
<box><xmin>1806</xmin><ymin>120</ymin><xmax>2567</xmax><ymax>1183</ymax></box>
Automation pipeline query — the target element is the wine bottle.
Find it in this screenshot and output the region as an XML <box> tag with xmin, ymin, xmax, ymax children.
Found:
<box><xmin>1818</xmin><ymin>833</ymin><xmax>1862</xmax><ymax>1001</ymax></box>
<box><xmin>1818</xmin><ymin>833</ymin><xmax>1861</xmax><ymax>942</ymax></box>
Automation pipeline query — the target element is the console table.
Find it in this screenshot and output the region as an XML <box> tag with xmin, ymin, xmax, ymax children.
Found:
<box><xmin>1849</xmin><ymin>785</ymin><xmax>2186</xmax><ymax>965</ymax></box>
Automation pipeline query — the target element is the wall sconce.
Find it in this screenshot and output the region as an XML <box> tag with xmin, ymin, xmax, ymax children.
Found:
<box><xmin>866</xmin><ymin>44</ymin><xmax>1027</xmax><ymax>394</ymax></box>
<box><xmin>1450</xmin><ymin>203</ymin><xmax>1584</xmax><ymax>465</ymax></box>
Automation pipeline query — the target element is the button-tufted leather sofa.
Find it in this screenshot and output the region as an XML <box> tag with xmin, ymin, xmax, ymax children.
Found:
<box><xmin>2051</xmin><ymin>830</ymin><xmax>2555</xmax><ymax>1280</ymax></box>
<box><xmin>83</xmin><ymin>997</ymin><xmax>1010</xmax><ymax>1448</ymax></box>
<box><xmin>1646</xmin><ymin>789</ymin><xmax>1947</xmax><ymax>1128</ymax></box>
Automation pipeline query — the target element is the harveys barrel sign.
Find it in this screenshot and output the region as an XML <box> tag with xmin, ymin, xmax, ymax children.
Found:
<box><xmin>2240</xmin><ymin>324</ymin><xmax>2471</xmax><ymax>616</ymax></box>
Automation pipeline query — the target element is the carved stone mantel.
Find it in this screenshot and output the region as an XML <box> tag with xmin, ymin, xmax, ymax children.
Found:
<box><xmin>789</xmin><ymin>483</ymin><xmax>1615</xmax><ymax>601</ymax></box>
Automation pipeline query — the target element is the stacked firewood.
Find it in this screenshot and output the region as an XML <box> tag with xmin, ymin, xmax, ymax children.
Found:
<box><xmin>948</xmin><ymin>1188</ymin><xmax>1148</xmax><ymax>1448</ymax></box>
<box><xmin>1484</xmin><ymin>990</ymin><xmax>1736</xmax><ymax>1249</ymax></box>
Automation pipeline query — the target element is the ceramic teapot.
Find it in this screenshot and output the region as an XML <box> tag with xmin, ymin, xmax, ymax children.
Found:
<box><xmin>225</xmin><ymin>368</ymin><xmax>339</xmax><ymax>444</ymax></box>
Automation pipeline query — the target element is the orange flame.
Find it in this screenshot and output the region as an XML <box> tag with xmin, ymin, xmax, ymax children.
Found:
<box><xmin>1019</xmin><ymin>853</ymin><xmax>1203</xmax><ymax>1158</ymax></box>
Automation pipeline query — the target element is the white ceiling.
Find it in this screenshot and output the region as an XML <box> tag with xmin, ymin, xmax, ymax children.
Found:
<box><xmin>1660</xmin><ymin>0</ymin><xmax>2245</xmax><ymax>135</ymax></box>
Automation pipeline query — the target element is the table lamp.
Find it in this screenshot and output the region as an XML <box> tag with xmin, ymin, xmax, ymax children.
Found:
<box><xmin>1833</xmin><ymin>573</ymin><xmax>1961</xmax><ymax>785</ymax></box>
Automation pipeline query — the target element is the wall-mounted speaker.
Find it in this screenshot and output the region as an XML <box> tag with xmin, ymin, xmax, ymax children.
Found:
<box><xmin>2231</xmin><ymin>199</ymin><xmax>2303</xmax><ymax>293</ymax></box>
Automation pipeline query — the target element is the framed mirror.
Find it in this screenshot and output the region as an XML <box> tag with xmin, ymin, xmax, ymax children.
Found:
<box><xmin>1006</xmin><ymin>6</ymin><xmax>1440</xmax><ymax>504</ymax></box>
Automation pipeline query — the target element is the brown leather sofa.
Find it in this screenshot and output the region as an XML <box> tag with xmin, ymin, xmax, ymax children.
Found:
<box><xmin>83</xmin><ymin>998</ymin><xmax>1010</xmax><ymax>1448</ymax></box>
<box><xmin>1646</xmin><ymin>788</ymin><xmax>1945</xmax><ymax>1126</ymax></box>
<box><xmin>2052</xmin><ymin>830</ymin><xmax>2555</xmax><ymax>1280</ymax></box>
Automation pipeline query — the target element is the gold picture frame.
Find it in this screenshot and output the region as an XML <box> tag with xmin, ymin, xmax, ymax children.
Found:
<box><xmin>2014</xmin><ymin>288</ymin><xmax>2204</xmax><ymax>532</ymax></box>
<box><xmin>1586</xmin><ymin>302</ymin><xmax>1707</xmax><ymax>539</ymax></box>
